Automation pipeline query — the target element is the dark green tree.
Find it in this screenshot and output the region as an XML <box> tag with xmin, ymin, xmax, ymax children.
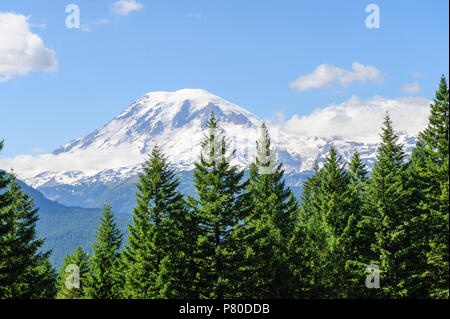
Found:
<box><xmin>85</xmin><ymin>202</ymin><xmax>123</xmax><ymax>299</ymax></box>
<box><xmin>121</xmin><ymin>145</ymin><xmax>188</xmax><ymax>298</ymax></box>
<box><xmin>26</xmin><ymin>255</ymin><xmax>58</xmax><ymax>299</ymax></box>
<box><xmin>188</xmin><ymin>113</ymin><xmax>249</xmax><ymax>298</ymax></box>
<box><xmin>0</xmin><ymin>170</ymin><xmax>56</xmax><ymax>299</ymax></box>
<box><xmin>337</xmin><ymin>151</ymin><xmax>375</xmax><ymax>298</ymax></box>
<box><xmin>56</xmin><ymin>246</ymin><xmax>90</xmax><ymax>299</ymax></box>
<box><xmin>364</xmin><ymin>113</ymin><xmax>420</xmax><ymax>298</ymax></box>
<box><xmin>289</xmin><ymin>162</ymin><xmax>334</xmax><ymax>298</ymax></box>
<box><xmin>238</xmin><ymin>123</ymin><xmax>298</xmax><ymax>298</ymax></box>
<box><xmin>312</xmin><ymin>148</ymin><xmax>354</xmax><ymax>298</ymax></box>
<box><xmin>409</xmin><ymin>75</ymin><xmax>449</xmax><ymax>298</ymax></box>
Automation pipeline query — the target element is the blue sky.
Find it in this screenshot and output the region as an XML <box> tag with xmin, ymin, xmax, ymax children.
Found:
<box><xmin>0</xmin><ymin>0</ymin><xmax>448</xmax><ymax>158</ymax></box>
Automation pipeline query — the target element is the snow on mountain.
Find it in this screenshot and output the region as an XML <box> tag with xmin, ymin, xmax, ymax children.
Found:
<box><xmin>8</xmin><ymin>88</ymin><xmax>417</xmax><ymax>188</ymax></box>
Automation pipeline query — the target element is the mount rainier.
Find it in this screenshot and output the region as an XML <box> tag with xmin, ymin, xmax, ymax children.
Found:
<box><xmin>3</xmin><ymin>89</ymin><xmax>418</xmax><ymax>213</ymax></box>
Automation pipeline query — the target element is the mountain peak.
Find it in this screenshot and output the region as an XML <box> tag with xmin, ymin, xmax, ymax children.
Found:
<box><xmin>52</xmin><ymin>89</ymin><xmax>262</xmax><ymax>157</ymax></box>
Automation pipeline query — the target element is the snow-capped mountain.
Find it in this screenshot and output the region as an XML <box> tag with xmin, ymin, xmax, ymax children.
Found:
<box><xmin>19</xmin><ymin>88</ymin><xmax>416</xmax><ymax>189</ymax></box>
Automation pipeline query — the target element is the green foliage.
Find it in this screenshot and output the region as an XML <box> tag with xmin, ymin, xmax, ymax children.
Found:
<box><xmin>0</xmin><ymin>168</ymin><xmax>56</xmax><ymax>299</ymax></box>
<box><xmin>56</xmin><ymin>246</ymin><xmax>90</xmax><ymax>299</ymax></box>
<box><xmin>238</xmin><ymin>123</ymin><xmax>298</xmax><ymax>298</ymax></box>
<box><xmin>362</xmin><ymin>114</ymin><xmax>425</xmax><ymax>298</ymax></box>
<box><xmin>409</xmin><ymin>75</ymin><xmax>449</xmax><ymax>298</ymax></box>
<box><xmin>17</xmin><ymin>179</ymin><xmax>131</xmax><ymax>268</ymax></box>
<box><xmin>121</xmin><ymin>145</ymin><xmax>191</xmax><ymax>298</ymax></box>
<box><xmin>290</xmin><ymin>148</ymin><xmax>357</xmax><ymax>298</ymax></box>
<box><xmin>188</xmin><ymin>113</ymin><xmax>249</xmax><ymax>298</ymax></box>
<box><xmin>84</xmin><ymin>202</ymin><xmax>123</xmax><ymax>299</ymax></box>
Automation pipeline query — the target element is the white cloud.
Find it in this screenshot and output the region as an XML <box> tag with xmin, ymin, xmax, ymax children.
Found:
<box><xmin>401</xmin><ymin>82</ymin><xmax>422</xmax><ymax>94</ymax></box>
<box><xmin>412</xmin><ymin>72</ymin><xmax>425</xmax><ymax>79</ymax></box>
<box><xmin>0</xmin><ymin>12</ymin><xmax>57</xmax><ymax>82</ymax></box>
<box><xmin>111</xmin><ymin>0</ymin><xmax>143</xmax><ymax>16</ymax></box>
<box><xmin>290</xmin><ymin>62</ymin><xmax>384</xmax><ymax>91</ymax></box>
<box><xmin>278</xmin><ymin>95</ymin><xmax>430</xmax><ymax>138</ymax></box>
<box><xmin>0</xmin><ymin>144</ymin><xmax>146</xmax><ymax>183</ymax></box>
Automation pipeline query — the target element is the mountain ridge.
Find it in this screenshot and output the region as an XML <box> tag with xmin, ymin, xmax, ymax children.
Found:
<box><xmin>5</xmin><ymin>89</ymin><xmax>417</xmax><ymax>192</ymax></box>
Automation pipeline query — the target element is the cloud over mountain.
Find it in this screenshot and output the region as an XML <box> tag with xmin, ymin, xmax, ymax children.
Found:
<box><xmin>279</xmin><ymin>95</ymin><xmax>430</xmax><ymax>138</ymax></box>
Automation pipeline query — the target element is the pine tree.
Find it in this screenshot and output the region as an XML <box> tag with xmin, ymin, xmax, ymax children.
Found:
<box><xmin>188</xmin><ymin>113</ymin><xmax>249</xmax><ymax>298</ymax></box>
<box><xmin>410</xmin><ymin>75</ymin><xmax>449</xmax><ymax>298</ymax></box>
<box><xmin>0</xmin><ymin>140</ymin><xmax>11</xmax><ymax>211</ymax></box>
<box><xmin>26</xmin><ymin>254</ymin><xmax>58</xmax><ymax>299</ymax></box>
<box><xmin>0</xmin><ymin>172</ymin><xmax>56</xmax><ymax>299</ymax></box>
<box><xmin>289</xmin><ymin>163</ymin><xmax>334</xmax><ymax>298</ymax></box>
<box><xmin>156</xmin><ymin>198</ymin><xmax>199</xmax><ymax>299</ymax></box>
<box><xmin>317</xmin><ymin>147</ymin><xmax>351</xmax><ymax>236</ymax></box>
<box><xmin>84</xmin><ymin>202</ymin><xmax>123</xmax><ymax>299</ymax></box>
<box><xmin>238</xmin><ymin>123</ymin><xmax>297</xmax><ymax>298</ymax></box>
<box><xmin>121</xmin><ymin>145</ymin><xmax>188</xmax><ymax>298</ymax></box>
<box><xmin>313</xmin><ymin>148</ymin><xmax>355</xmax><ymax>297</ymax></box>
<box><xmin>56</xmin><ymin>246</ymin><xmax>90</xmax><ymax>299</ymax></box>
<box><xmin>365</xmin><ymin>113</ymin><xmax>417</xmax><ymax>298</ymax></box>
<box><xmin>337</xmin><ymin>151</ymin><xmax>375</xmax><ymax>298</ymax></box>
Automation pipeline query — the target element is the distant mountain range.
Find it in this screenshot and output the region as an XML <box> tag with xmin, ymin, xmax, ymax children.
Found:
<box><xmin>12</xmin><ymin>89</ymin><xmax>417</xmax><ymax>214</ymax></box>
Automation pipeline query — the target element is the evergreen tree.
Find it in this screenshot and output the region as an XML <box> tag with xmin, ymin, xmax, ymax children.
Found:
<box><xmin>0</xmin><ymin>172</ymin><xmax>56</xmax><ymax>299</ymax></box>
<box><xmin>317</xmin><ymin>147</ymin><xmax>351</xmax><ymax>236</ymax></box>
<box><xmin>0</xmin><ymin>140</ymin><xmax>11</xmax><ymax>211</ymax></box>
<box><xmin>85</xmin><ymin>202</ymin><xmax>123</xmax><ymax>299</ymax></box>
<box><xmin>156</xmin><ymin>199</ymin><xmax>199</xmax><ymax>299</ymax></box>
<box><xmin>410</xmin><ymin>75</ymin><xmax>449</xmax><ymax>298</ymax></box>
<box><xmin>26</xmin><ymin>254</ymin><xmax>58</xmax><ymax>299</ymax></box>
<box><xmin>337</xmin><ymin>151</ymin><xmax>375</xmax><ymax>298</ymax></box>
<box><xmin>188</xmin><ymin>113</ymin><xmax>249</xmax><ymax>298</ymax></box>
<box><xmin>56</xmin><ymin>246</ymin><xmax>90</xmax><ymax>299</ymax></box>
<box><xmin>312</xmin><ymin>148</ymin><xmax>354</xmax><ymax>297</ymax></box>
<box><xmin>121</xmin><ymin>145</ymin><xmax>189</xmax><ymax>298</ymax></box>
<box><xmin>289</xmin><ymin>163</ymin><xmax>334</xmax><ymax>298</ymax></box>
<box><xmin>238</xmin><ymin>123</ymin><xmax>298</xmax><ymax>298</ymax></box>
<box><xmin>365</xmin><ymin>113</ymin><xmax>419</xmax><ymax>298</ymax></box>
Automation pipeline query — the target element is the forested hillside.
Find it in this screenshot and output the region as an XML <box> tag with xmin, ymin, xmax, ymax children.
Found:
<box><xmin>15</xmin><ymin>181</ymin><xmax>131</xmax><ymax>267</ymax></box>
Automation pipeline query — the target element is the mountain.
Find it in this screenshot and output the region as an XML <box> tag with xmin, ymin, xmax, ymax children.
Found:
<box><xmin>17</xmin><ymin>180</ymin><xmax>131</xmax><ymax>267</ymax></box>
<box><xmin>8</xmin><ymin>89</ymin><xmax>417</xmax><ymax>213</ymax></box>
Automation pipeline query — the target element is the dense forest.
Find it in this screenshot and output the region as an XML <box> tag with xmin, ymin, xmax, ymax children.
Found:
<box><xmin>0</xmin><ymin>76</ymin><xmax>448</xmax><ymax>299</ymax></box>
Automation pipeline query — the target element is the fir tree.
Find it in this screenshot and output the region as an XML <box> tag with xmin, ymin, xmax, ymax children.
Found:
<box><xmin>289</xmin><ymin>163</ymin><xmax>334</xmax><ymax>298</ymax></box>
<box><xmin>0</xmin><ymin>140</ymin><xmax>11</xmax><ymax>211</ymax></box>
<box><xmin>410</xmin><ymin>75</ymin><xmax>449</xmax><ymax>298</ymax></box>
<box><xmin>121</xmin><ymin>145</ymin><xmax>188</xmax><ymax>298</ymax></box>
<box><xmin>311</xmin><ymin>148</ymin><xmax>353</xmax><ymax>297</ymax></box>
<box><xmin>238</xmin><ymin>123</ymin><xmax>297</xmax><ymax>298</ymax></box>
<box><xmin>317</xmin><ymin>147</ymin><xmax>351</xmax><ymax>236</ymax></box>
<box><xmin>26</xmin><ymin>254</ymin><xmax>58</xmax><ymax>299</ymax></box>
<box><xmin>337</xmin><ymin>151</ymin><xmax>374</xmax><ymax>298</ymax></box>
<box><xmin>156</xmin><ymin>200</ymin><xmax>199</xmax><ymax>299</ymax></box>
<box><xmin>365</xmin><ymin>113</ymin><xmax>417</xmax><ymax>298</ymax></box>
<box><xmin>188</xmin><ymin>113</ymin><xmax>249</xmax><ymax>298</ymax></box>
<box><xmin>0</xmin><ymin>172</ymin><xmax>56</xmax><ymax>299</ymax></box>
<box><xmin>85</xmin><ymin>202</ymin><xmax>123</xmax><ymax>299</ymax></box>
<box><xmin>56</xmin><ymin>246</ymin><xmax>90</xmax><ymax>299</ymax></box>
